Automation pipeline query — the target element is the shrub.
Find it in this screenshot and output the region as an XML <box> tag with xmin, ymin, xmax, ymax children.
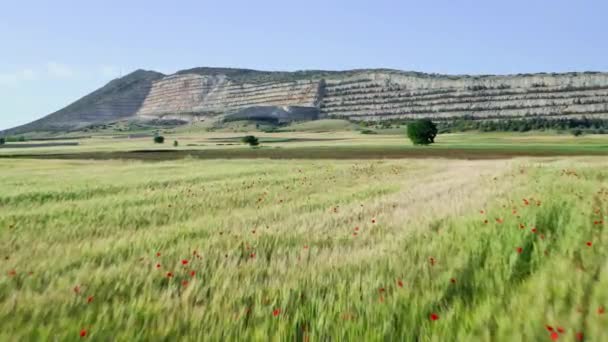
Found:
<box><xmin>360</xmin><ymin>129</ymin><xmax>378</xmax><ymax>135</ymax></box>
<box><xmin>571</xmin><ymin>129</ymin><xmax>583</xmax><ymax>137</ymax></box>
<box><xmin>241</xmin><ymin>135</ymin><xmax>259</xmax><ymax>146</ymax></box>
<box><xmin>0</xmin><ymin>137</ymin><xmax>5</xmax><ymax>145</ymax></box>
<box><xmin>406</xmin><ymin>119</ymin><xmax>438</xmax><ymax>145</ymax></box>
<box><xmin>173</xmin><ymin>140</ymin><xmax>179</xmax><ymax>147</ymax></box>
<box><xmin>153</xmin><ymin>136</ymin><xmax>165</xmax><ymax>144</ymax></box>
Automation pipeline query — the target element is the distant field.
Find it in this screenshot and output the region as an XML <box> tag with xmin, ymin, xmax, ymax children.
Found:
<box><xmin>0</xmin><ymin>157</ymin><xmax>607</xmax><ymax>340</ymax></box>
<box><xmin>0</xmin><ymin>131</ymin><xmax>606</xmax><ymax>159</ymax></box>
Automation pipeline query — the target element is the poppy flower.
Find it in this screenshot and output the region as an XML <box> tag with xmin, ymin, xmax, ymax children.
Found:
<box><xmin>576</xmin><ymin>332</ymin><xmax>584</xmax><ymax>341</ymax></box>
<box><xmin>87</xmin><ymin>296</ymin><xmax>94</xmax><ymax>303</ymax></box>
<box><xmin>557</xmin><ymin>327</ymin><xmax>565</xmax><ymax>333</ymax></box>
<box><xmin>156</xmin><ymin>252</ymin><xmax>161</xmax><ymax>257</ymax></box>
<box><xmin>8</xmin><ymin>269</ymin><xmax>16</xmax><ymax>277</ymax></box>
<box><xmin>273</xmin><ymin>308</ymin><xmax>281</xmax><ymax>317</ymax></box>
<box><xmin>599</xmin><ymin>306</ymin><xmax>605</xmax><ymax>315</ymax></box>
<box><xmin>354</xmin><ymin>227</ymin><xmax>359</xmax><ymax>231</ymax></box>
<box><xmin>167</xmin><ymin>272</ymin><xmax>173</xmax><ymax>278</ymax></box>
<box><xmin>586</xmin><ymin>241</ymin><xmax>592</xmax><ymax>247</ymax></box>
<box><xmin>397</xmin><ymin>279</ymin><xmax>404</xmax><ymax>287</ymax></box>
<box><xmin>429</xmin><ymin>313</ymin><xmax>439</xmax><ymax>321</ymax></box>
<box><xmin>516</xmin><ymin>247</ymin><xmax>523</xmax><ymax>254</ymax></box>
<box><xmin>182</xmin><ymin>280</ymin><xmax>188</xmax><ymax>287</ymax></box>
<box><xmin>190</xmin><ymin>271</ymin><xmax>196</xmax><ymax>277</ymax></box>
<box><xmin>550</xmin><ymin>331</ymin><xmax>559</xmax><ymax>341</ymax></box>
<box><xmin>181</xmin><ymin>259</ymin><xmax>188</xmax><ymax>265</ymax></box>
<box><xmin>450</xmin><ymin>278</ymin><xmax>456</xmax><ymax>284</ymax></box>
<box><xmin>250</xmin><ymin>253</ymin><xmax>256</xmax><ymax>258</ymax></box>
<box><xmin>531</xmin><ymin>228</ymin><xmax>537</xmax><ymax>233</ymax></box>
<box><xmin>156</xmin><ymin>263</ymin><xmax>161</xmax><ymax>269</ymax></box>
<box><xmin>371</xmin><ymin>219</ymin><xmax>376</xmax><ymax>224</ymax></box>
<box><xmin>480</xmin><ymin>210</ymin><xmax>485</xmax><ymax>214</ymax></box>
<box><xmin>80</xmin><ymin>329</ymin><xmax>87</xmax><ymax>338</ymax></box>
<box><xmin>546</xmin><ymin>325</ymin><xmax>554</xmax><ymax>332</ymax></box>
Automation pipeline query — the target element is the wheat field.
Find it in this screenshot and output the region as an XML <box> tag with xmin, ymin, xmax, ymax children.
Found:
<box><xmin>1</xmin><ymin>157</ymin><xmax>607</xmax><ymax>341</ymax></box>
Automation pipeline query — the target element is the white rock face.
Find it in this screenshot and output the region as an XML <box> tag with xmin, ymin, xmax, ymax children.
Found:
<box><xmin>137</xmin><ymin>70</ymin><xmax>608</xmax><ymax>121</ymax></box>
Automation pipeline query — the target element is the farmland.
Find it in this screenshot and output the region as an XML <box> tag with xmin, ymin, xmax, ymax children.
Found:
<box><xmin>1</xmin><ymin>155</ymin><xmax>607</xmax><ymax>340</ymax></box>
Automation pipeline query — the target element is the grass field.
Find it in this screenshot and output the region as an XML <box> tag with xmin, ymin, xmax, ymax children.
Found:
<box><xmin>1</xmin><ymin>156</ymin><xmax>607</xmax><ymax>340</ymax></box>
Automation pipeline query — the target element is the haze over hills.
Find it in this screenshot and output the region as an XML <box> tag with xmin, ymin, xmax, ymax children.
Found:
<box><xmin>4</xmin><ymin>67</ymin><xmax>608</xmax><ymax>135</ymax></box>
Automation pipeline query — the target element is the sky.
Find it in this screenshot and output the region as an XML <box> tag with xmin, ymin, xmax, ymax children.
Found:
<box><xmin>1</xmin><ymin>0</ymin><xmax>607</xmax><ymax>130</ymax></box>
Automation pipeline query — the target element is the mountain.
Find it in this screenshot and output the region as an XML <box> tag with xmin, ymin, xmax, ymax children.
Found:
<box><xmin>4</xmin><ymin>67</ymin><xmax>608</xmax><ymax>134</ymax></box>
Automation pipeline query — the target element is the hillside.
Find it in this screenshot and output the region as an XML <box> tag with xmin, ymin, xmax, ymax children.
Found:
<box><xmin>4</xmin><ymin>67</ymin><xmax>608</xmax><ymax>134</ymax></box>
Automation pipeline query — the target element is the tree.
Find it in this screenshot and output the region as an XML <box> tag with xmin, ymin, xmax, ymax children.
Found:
<box><xmin>153</xmin><ymin>135</ymin><xmax>165</xmax><ymax>144</ymax></box>
<box><xmin>173</xmin><ymin>140</ymin><xmax>179</xmax><ymax>147</ymax></box>
<box><xmin>242</xmin><ymin>135</ymin><xmax>259</xmax><ymax>146</ymax></box>
<box><xmin>406</xmin><ymin>119</ymin><xmax>438</xmax><ymax>145</ymax></box>
<box><xmin>0</xmin><ymin>137</ymin><xmax>5</xmax><ymax>145</ymax></box>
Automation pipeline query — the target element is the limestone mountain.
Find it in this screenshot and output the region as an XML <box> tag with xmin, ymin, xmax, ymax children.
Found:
<box><xmin>4</xmin><ymin>67</ymin><xmax>608</xmax><ymax>134</ymax></box>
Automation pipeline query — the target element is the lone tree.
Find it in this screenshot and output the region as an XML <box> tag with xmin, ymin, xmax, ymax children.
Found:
<box><xmin>153</xmin><ymin>135</ymin><xmax>165</xmax><ymax>144</ymax></box>
<box><xmin>242</xmin><ymin>135</ymin><xmax>259</xmax><ymax>146</ymax></box>
<box><xmin>0</xmin><ymin>137</ymin><xmax>5</xmax><ymax>145</ymax></box>
<box><xmin>407</xmin><ymin>119</ymin><xmax>438</xmax><ymax>145</ymax></box>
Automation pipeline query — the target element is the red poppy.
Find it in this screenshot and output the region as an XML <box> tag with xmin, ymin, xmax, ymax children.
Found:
<box><xmin>378</xmin><ymin>288</ymin><xmax>385</xmax><ymax>293</ymax></box>
<box><xmin>156</xmin><ymin>263</ymin><xmax>161</xmax><ymax>269</ymax></box>
<box><xmin>397</xmin><ymin>279</ymin><xmax>404</xmax><ymax>287</ymax></box>
<box><xmin>371</xmin><ymin>219</ymin><xmax>376</xmax><ymax>224</ymax></box>
<box><xmin>87</xmin><ymin>296</ymin><xmax>94</xmax><ymax>303</ymax></box>
<box><xmin>250</xmin><ymin>253</ymin><xmax>256</xmax><ymax>258</ymax></box>
<box><xmin>273</xmin><ymin>308</ymin><xmax>281</xmax><ymax>317</ymax></box>
<box><xmin>557</xmin><ymin>327</ymin><xmax>565</xmax><ymax>333</ymax></box>
<box><xmin>586</xmin><ymin>241</ymin><xmax>592</xmax><ymax>247</ymax></box>
<box><xmin>546</xmin><ymin>325</ymin><xmax>554</xmax><ymax>332</ymax></box>
<box><xmin>354</xmin><ymin>227</ymin><xmax>359</xmax><ymax>231</ymax></box>
<box><xmin>480</xmin><ymin>210</ymin><xmax>485</xmax><ymax>214</ymax></box>
<box><xmin>599</xmin><ymin>306</ymin><xmax>605</xmax><ymax>315</ymax></box>
<box><xmin>8</xmin><ymin>269</ymin><xmax>16</xmax><ymax>277</ymax></box>
<box><xmin>182</xmin><ymin>280</ymin><xmax>188</xmax><ymax>287</ymax></box>
<box><xmin>450</xmin><ymin>278</ymin><xmax>456</xmax><ymax>284</ymax></box>
<box><xmin>531</xmin><ymin>228</ymin><xmax>537</xmax><ymax>233</ymax></box>
<box><xmin>516</xmin><ymin>247</ymin><xmax>523</xmax><ymax>254</ymax></box>
<box><xmin>190</xmin><ymin>271</ymin><xmax>196</xmax><ymax>277</ymax></box>
<box><xmin>80</xmin><ymin>329</ymin><xmax>87</xmax><ymax>338</ymax></box>
<box><xmin>576</xmin><ymin>332</ymin><xmax>584</xmax><ymax>341</ymax></box>
<box><xmin>156</xmin><ymin>252</ymin><xmax>161</xmax><ymax>257</ymax></box>
<box><xmin>181</xmin><ymin>259</ymin><xmax>188</xmax><ymax>265</ymax></box>
<box><xmin>429</xmin><ymin>313</ymin><xmax>439</xmax><ymax>321</ymax></box>
<box><xmin>167</xmin><ymin>272</ymin><xmax>173</xmax><ymax>278</ymax></box>
<box><xmin>550</xmin><ymin>331</ymin><xmax>559</xmax><ymax>341</ymax></box>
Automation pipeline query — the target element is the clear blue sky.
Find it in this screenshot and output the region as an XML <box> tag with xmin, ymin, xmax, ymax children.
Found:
<box><xmin>1</xmin><ymin>0</ymin><xmax>607</xmax><ymax>130</ymax></box>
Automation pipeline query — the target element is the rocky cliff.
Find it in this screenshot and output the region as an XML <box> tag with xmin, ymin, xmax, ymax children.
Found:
<box><xmin>4</xmin><ymin>67</ymin><xmax>608</xmax><ymax>134</ymax></box>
